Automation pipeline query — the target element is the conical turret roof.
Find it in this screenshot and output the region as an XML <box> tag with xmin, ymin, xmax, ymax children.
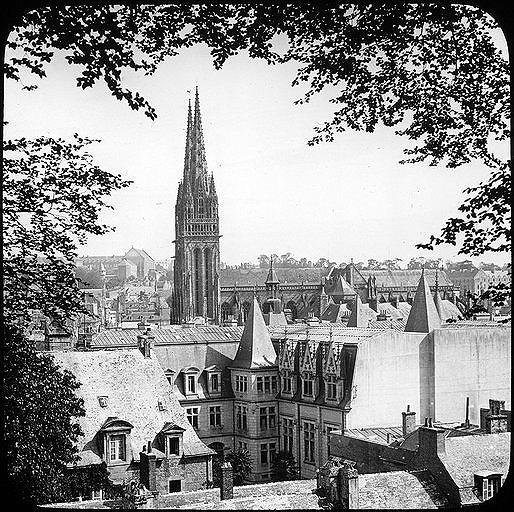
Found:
<box><xmin>265</xmin><ymin>256</ymin><xmax>280</xmax><ymax>285</ymax></box>
<box><xmin>405</xmin><ymin>270</ymin><xmax>441</xmax><ymax>333</ymax></box>
<box><xmin>232</xmin><ymin>297</ymin><xmax>277</xmax><ymax>369</ymax></box>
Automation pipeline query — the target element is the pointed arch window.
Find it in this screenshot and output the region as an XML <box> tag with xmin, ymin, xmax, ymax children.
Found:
<box><xmin>198</xmin><ymin>198</ymin><xmax>205</xmax><ymax>218</ymax></box>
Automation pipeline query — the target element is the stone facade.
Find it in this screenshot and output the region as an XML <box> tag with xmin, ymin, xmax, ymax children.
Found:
<box><xmin>171</xmin><ymin>88</ymin><xmax>220</xmax><ymax>324</ymax></box>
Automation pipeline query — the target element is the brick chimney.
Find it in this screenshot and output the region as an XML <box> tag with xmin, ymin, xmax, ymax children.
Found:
<box><xmin>140</xmin><ymin>441</ymin><xmax>157</xmax><ymax>492</ymax></box>
<box><xmin>402</xmin><ymin>405</ymin><xmax>416</xmax><ymax>437</ymax></box>
<box><xmin>418</xmin><ymin>422</ymin><xmax>447</xmax><ymax>458</ymax></box>
<box><xmin>485</xmin><ymin>399</ymin><xmax>508</xmax><ymax>434</ymax></box>
<box><xmin>337</xmin><ymin>462</ymin><xmax>359</xmax><ymax>509</ymax></box>
<box><xmin>220</xmin><ymin>461</ymin><xmax>234</xmax><ymax>500</ymax></box>
<box><xmin>137</xmin><ymin>329</ymin><xmax>154</xmax><ymax>358</ymax></box>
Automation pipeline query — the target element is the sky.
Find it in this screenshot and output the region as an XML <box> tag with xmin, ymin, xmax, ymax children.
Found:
<box><xmin>4</xmin><ymin>26</ymin><xmax>510</xmax><ymax>268</ymax></box>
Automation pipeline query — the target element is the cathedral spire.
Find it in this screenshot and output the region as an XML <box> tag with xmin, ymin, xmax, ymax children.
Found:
<box><xmin>183</xmin><ymin>98</ymin><xmax>193</xmax><ymax>183</ymax></box>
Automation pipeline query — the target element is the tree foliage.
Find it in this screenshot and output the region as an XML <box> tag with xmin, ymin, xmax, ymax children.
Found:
<box><xmin>3</xmin><ymin>134</ymin><xmax>131</xmax><ymax>326</ymax></box>
<box><xmin>225</xmin><ymin>449</ymin><xmax>253</xmax><ymax>486</ymax></box>
<box><xmin>3</xmin><ymin>324</ymin><xmax>84</xmax><ymax>505</ymax></box>
<box><xmin>271</xmin><ymin>451</ymin><xmax>298</xmax><ymax>482</ymax></box>
<box><xmin>3</xmin><ymin>134</ymin><xmax>131</xmax><ymax>505</ymax></box>
<box><xmin>5</xmin><ymin>3</ymin><xmax>510</xmax><ymax>257</ymax></box>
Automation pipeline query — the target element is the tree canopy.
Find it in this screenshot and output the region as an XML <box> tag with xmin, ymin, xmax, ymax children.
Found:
<box><xmin>5</xmin><ymin>3</ymin><xmax>510</xmax><ymax>258</ymax></box>
<box><xmin>3</xmin><ymin>133</ymin><xmax>131</xmax><ymax>505</ymax></box>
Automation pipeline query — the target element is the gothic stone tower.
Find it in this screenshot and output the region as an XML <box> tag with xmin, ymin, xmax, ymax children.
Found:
<box><xmin>172</xmin><ymin>88</ymin><xmax>220</xmax><ymax>324</ymax></box>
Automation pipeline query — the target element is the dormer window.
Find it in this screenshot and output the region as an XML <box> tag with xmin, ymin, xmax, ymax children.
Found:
<box><xmin>100</xmin><ymin>417</ymin><xmax>134</xmax><ymax>465</ymax></box>
<box><xmin>98</xmin><ymin>396</ymin><xmax>108</xmax><ymax>407</ymax></box>
<box><xmin>205</xmin><ymin>365</ymin><xmax>222</xmax><ymax>395</ymax></box>
<box><xmin>182</xmin><ymin>366</ymin><xmax>200</xmax><ymax>397</ymax></box>
<box><xmin>302</xmin><ymin>373</ymin><xmax>314</xmax><ymax>397</ymax></box>
<box><xmin>161</xmin><ymin>423</ymin><xmax>185</xmax><ymax>458</ymax></box>
<box><xmin>165</xmin><ymin>369</ymin><xmax>175</xmax><ymax>386</ymax></box>
<box><xmin>326</xmin><ymin>375</ymin><xmax>338</xmax><ymax>401</ymax></box>
<box><xmin>187</xmin><ymin>375</ymin><xmax>196</xmax><ymax>394</ymax></box>
<box><xmin>474</xmin><ymin>471</ymin><xmax>502</xmax><ymax>501</ymax></box>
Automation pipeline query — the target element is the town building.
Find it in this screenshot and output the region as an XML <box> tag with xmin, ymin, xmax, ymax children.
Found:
<box><xmin>86</xmin><ymin>271</ymin><xmax>510</xmax><ymax>487</ymax></box>
<box><xmin>51</xmin><ymin>340</ymin><xmax>215</xmax><ymax>499</ymax></box>
<box><xmin>171</xmin><ymin>88</ymin><xmax>221</xmax><ymax>325</ymax></box>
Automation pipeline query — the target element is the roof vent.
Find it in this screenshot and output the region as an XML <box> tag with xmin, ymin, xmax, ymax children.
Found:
<box><xmin>158</xmin><ymin>400</ymin><xmax>166</xmax><ymax>411</ymax></box>
<box><xmin>98</xmin><ymin>396</ymin><xmax>108</xmax><ymax>407</ymax></box>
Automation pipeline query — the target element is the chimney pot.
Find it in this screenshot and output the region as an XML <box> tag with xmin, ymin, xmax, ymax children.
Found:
<box><xmin>407</xmin><ymin>404</ymin><xmax>410</xmax><ymax>412</ymax></box>
<box><xmin>147</xmin><ymin>441</ymin><xmax>152</xmax><ymax>453</ymax></box>
<box><xmin>424</xmin><ymin>417</ymin><xmax>429</xmax><ymax>427</ymax></box>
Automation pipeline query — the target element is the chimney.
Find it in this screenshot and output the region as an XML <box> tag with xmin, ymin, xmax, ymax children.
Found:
<box><xmin>485</xmin><ymin>399</ymin><xmax>508</xmax><ymax>434</ymax></box>
<box><xmin>418</xmin><ymin>425</ymin><xmax>447</xmax><ymax>458</ymax></box>
<box><xmin>220</xmin><ymin>461</ymin><xmax>234</xmax><ymax>500</ymax></box>
<box><xmin>337</xmin><ymin>462</ymin><xmax>359</xmax><ymax>509</ymax></box>
<box><xmin>140</xmin><ymin>442</ymin><xmax>157</xmax><ymax>492</ymax></box>
<box><xmin>402</xmin><ymin>405</ymin><xmax>416</xmax><ymax>437</ymax></box>
<box><xmin>137</xmin><ymin>332</ymin><xmax>154</xmax><ymax>358</ymax></box>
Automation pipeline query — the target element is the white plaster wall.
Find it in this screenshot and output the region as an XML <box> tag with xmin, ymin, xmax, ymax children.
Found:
<box><xmin>433</xmin><ymin>327</ymin><xmax>511</xmax><ymax>424</ymax></box>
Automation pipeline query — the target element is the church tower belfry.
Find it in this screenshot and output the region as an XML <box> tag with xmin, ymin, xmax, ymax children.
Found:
<box><xmin>172</xmin><ymin>88</ymin><xmax>220</xmax><ymax>324</ymax></box>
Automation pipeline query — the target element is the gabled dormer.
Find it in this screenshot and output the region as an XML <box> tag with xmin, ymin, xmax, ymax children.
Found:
<box><xmin>300</xmin><ymin>341</ymin><xmax>316</xmax><ymax>400</ymax></box>
<box><xmin>160</xmin><ymin>422</ymin><xmax>185</xmax><ymax>458</ymax></box>
<box><xmin>324</xmin><ymin>342</ymin><xmax>342</xmax><ymax>403</ymax></box>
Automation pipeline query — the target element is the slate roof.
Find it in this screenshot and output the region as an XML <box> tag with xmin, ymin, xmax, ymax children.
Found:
<box><xmin>359</xmin><ymin>269</ymin><xmax>454</xmax><ymax>288</ymax></box>
<box><xmin>220</xmin><ymin>267</ymin><xmax>330</xmax><ymax>287</ymax></box>
<box><xmin>232</xmin><ymin>297</ymin><xmax>277</xmax><ymax>369</ymax></box>
<box><xmin>326</xmin><ymin>275</ymin><xmax>356</xmax><ymax>296</ymax></box>
<box><xmin>91</xmin><ymin>326</ymin><xmax>244</xmax><ymax>348</ymax></box>
<box><xmin>344</xmin><ymin>426</ymin><xmax>404</xmax><ymax>445</ymax></box>
<box><xmin>440</xmin><ymin>432</ymin><xmax>510</xmax><ymax>505</ymax></box>
<box><xmin>347</xmin><ymin>296</ymin><xmax>377</xmax><ymax>328</ymax></box>
<box><xmin>405</xmin><ymin>271</ymin><xmax>441</xmax><ymax>333</ymax></box>
<box><xmin>51</xmin><ymin>349</ymin><xmax>214</xmax><ymax>465</ymax></box>
<box><xmin>368</xmin><ymin>318</ymin><xmax>407</xmax><ymax>331</ymax></box>
<box><xmin>376</xmin><ymin>302</ymin><xmax>404</xmax><ymax>320</ymax></box>
<box><xmin>359</xmin><ymin>470</ymin><xmax>448</xmax><ymax>508</ymax></box>
<box><xmin>321</xmin><ymin>303</ymin><xmax>351</xmax><ymax>323</ymax></box>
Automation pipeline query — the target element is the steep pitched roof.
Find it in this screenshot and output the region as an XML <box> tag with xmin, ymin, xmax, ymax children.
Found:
<box><xmin>405</xmin><ymin>271</ymin><xmax>441</xmax><ymax>333</ymax></box>
<box><xmin>326</xmin><ymin>275</ymin><xmax>356</xmax><ymax>296</ymax></box>
<box><xmin>232</xmin><ymin>297</ymin><xmax>277</xmax><ymax>368</ymax></box>
<box><xmin>347</xmin><ymin>295</ymin><xmax>377</xmax><ymax>328</ymax></box>
<box><xmin>51</xmin><ymin>349</ymin><xmax>214</xmax><ymax>464</ymax></box>
<box><xmin>219</xmin><ymin>267</ymin><xmax>330</xmax><ymax>287</ymax></box>
<box><xmin>360</xmin><ymin>269</ymin><xmax>453</xmax><ymax>288</ymax></box>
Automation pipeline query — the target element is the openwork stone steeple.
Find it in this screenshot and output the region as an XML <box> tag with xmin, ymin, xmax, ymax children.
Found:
<box><xmin>172</xmin><ymin>88</ymin><xmax>221</xmax><ymax>324</ymax></box>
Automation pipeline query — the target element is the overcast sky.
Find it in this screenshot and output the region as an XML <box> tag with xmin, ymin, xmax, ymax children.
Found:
<box><xmin>4</xmin><ymin>28</ymin><xmax>509</xmax><ymax>267</ymax></box>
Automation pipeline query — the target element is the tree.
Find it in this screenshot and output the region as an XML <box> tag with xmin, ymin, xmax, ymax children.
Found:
<box><xmin>382</xmin><ymin>258</ymin><xmax>403</xmax><ymax>270</ymax></box>
<box><xmin>271</xmin><ymin>451</ymin><xmax>298</xmax><ymax>482</ymax></box>
<box><xmin>258</xmin><ymin>254</ymin><xmax>270</xmax><ymax>268</ymax></box>
<box><xmin>407</xmin><ymin>257</ymin><xmax>442</xmax><ymax>270</ymax></box>
<box><xmin>224</xmin><ymin>449</ymin><xmax>253</xmax><ymax>486</ymax></box>
<box><xmin>5</xmin><ymin>4</ymin><xmax>509</xmax><ymax>258</ymax></box>
<box><xmin>75</xmin><ymin>266</ymin><xmax>104</xmax><ymax>289</ymax></box>
<box><xmin>3</xmin><ymin>134</ymin><xmax>130</xmax><ymax>505</ymax></box>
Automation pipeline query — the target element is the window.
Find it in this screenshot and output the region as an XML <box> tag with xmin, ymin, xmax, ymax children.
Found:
<box><xmin>483</xmin><ymin>478</ymin><xmax>501</xmax><ymax>500</ymax></box>
<box><xmin>239</xmin><ymin>441</ymin><xmax>248</xmax><ymax>451</ymax></box>
<box><xmin>257</xmin><ymin>377</ymin><xmax>263</xmax><ymax>393</ymax></box>
<box><xmin>235</xmin><ymin>375</ymin><xmax>248</xmax><ymax>393</ymax></box>
<box><xmin>209</xmin><ymin>406</ymin><xmax>222</xmax><ymax>427</ymax></box>
<box><xmin>236</xmin><ymin>405</ymin><xmax>248</xmax><ymax>431</ymax></box>
<box><xmin>210</xmin><ymin>373</ymin><xmax>220</xmax><ymax>393</ymax></box>
<box><xmin>186</xmin><ymin>407</ymin><xmax>199</xmax><ymax>429</ymax></box>
<box><xmin>283</xmin><ymin>418</ymin><xmax>294</xmax><ymax>454</ymax></box>
<box><xmin>259</xmin><ymin>407</ymin><xmax>276</xmax><ymax>431</ymax></box>
<box><xmin>282</xmin><ymin>372</ymin><xmax>292</xmax><ymax>394</ymax></box>
<box><xmin>271</xmin><ymin>376</ymin><xmax>278</xmax><ymax>393</ymax></box>
<box><xmin>168</xmin><ymin>436</ymin><xmax>180</xmax><ymax>456</ymax></box>
<box><xmin>187</xmin><ymin>375</ymin><xmax>196</xmax><ymax>394</ymax></box>
<box><xmin>303</xmin><ymin>422</ymin><xmax>315</xmax><ymax>463</ymax></box>
<box><xmin>260</xmin><ymin>443</ymin><xmax>276</xmax><ymax>466</ymax></box>
<box><xmin>325</xmin><ymin>425</ymin><xmax>338</xmax><ymax>457</ymax></box>
<box><xmin>303</xmin><ymin>374</ymin><xmax>314</xmax><ymax>397</ymax></box>
<box><xmin>91</xmin><ymin>489</ymin><xmax>103</xmax><ymax>501</ymax></box>
<box><xmin>169</xmin><ymin>480</ymin><xmax>182</xmax><ymax>493</ymax></box>
<box><xmin>109</xmin><ymin>434</ymin><xmax>126</xmax><ymax>462</ymax></box>
<box><xmin>326</xmin><ymin>375</ymin><xmax>338</xmax><ymax>400</ymax></box>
